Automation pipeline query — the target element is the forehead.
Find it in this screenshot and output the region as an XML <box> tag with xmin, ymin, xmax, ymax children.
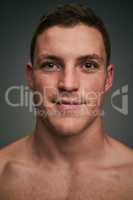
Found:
<box><xmin>35</xmin><ymin>24</ymin><xmax>106</xmax><ymax>62</ymax></box>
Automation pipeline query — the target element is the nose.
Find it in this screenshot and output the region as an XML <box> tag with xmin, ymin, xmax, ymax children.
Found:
<box><xmin>58</xmin><ymin>66</ymin><xmax>79</xmax><ymax>92</ymax></box>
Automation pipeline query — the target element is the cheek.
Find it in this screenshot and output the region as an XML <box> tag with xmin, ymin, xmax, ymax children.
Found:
<box><xmin>80</xmin><ymin>72</ymin><xmax>106</xmax><ymax>107</ymax></box>
<box><xmin>34</xmin><ymin>72</ymin><xmax>56</xmax><ymax>90</ymax></box>
<box><xmin>81</xmin><ymin>72</ymin><xmax>106</xmax><ymax>93</ymax></box>
<box><xmin>33</xmin><ymin>73</ymin><xmax>59</xmax><ymax>101</ymax></box>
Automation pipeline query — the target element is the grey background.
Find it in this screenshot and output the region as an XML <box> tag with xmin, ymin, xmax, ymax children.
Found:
<box><xmin>0</xmin><ymin>0</ymin><xmax>132</xmax><ymax>148</ymax></box>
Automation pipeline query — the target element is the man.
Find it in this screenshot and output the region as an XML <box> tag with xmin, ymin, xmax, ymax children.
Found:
<box><xmin>0</xmin><ymin>3</ymin><xmax>133</xmax><ymax>200</ymax></box>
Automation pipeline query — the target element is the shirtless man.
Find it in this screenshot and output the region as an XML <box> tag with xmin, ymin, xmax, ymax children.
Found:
<box><xmin>0</xmin><ymin>3</ymin><xmax>133</xmax><ymax>200</ymax></box>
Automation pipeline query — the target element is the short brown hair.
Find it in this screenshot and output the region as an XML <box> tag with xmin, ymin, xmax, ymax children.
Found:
<box><xmin>30</xmin><ymin>3</ymin><xmax>111</xmax><ymax>66</ymax></box>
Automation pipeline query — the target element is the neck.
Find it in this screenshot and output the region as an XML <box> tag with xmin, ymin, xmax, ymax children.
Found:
<box><xmin>30</xmin><ymin>116</ymin><xmax>109</xmax><ymax>166</ymax></box>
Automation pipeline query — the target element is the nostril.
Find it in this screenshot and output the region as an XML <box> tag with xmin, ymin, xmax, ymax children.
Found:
<box><xmin>58</xmin><ymin>80</ymin><xmax>79</xmax><ymax>92</ymax></box>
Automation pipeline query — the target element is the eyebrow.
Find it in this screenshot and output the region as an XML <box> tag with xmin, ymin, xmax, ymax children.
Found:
<box><xmin>37</xmin><ymin>53</ymin><xmax>104</xmax><ymax>64</ymax></box>
<box><xmin>76</xmin><ymin>54</ymin><xmax>104</xmax><ymax>63</ymax></box>
<box><xmin>38</xmin><ymin>54</ymin><xmax>64</xmax><ymax>64</ymax></box>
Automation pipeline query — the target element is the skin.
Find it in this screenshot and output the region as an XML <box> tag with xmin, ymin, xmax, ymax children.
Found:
<box><xmin>0</xmin><ymin>24</ymin><xmax>133</xmax><ymax>200</ymax></box>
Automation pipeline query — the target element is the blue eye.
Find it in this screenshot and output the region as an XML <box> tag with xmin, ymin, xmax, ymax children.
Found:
<box><xmin>41</xmin><ymin>62</ymin><xmax>60</xmax><ymax>72</ymax></box>
<box><xmin>82</xmin><ymin>62</ymin><xmax>98</xmax><ymax>71</ymax></box>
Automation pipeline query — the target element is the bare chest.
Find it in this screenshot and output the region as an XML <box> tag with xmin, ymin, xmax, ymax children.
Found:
<box><xmin>67</xmin><ymin>172</ymin><xmax>133</xmax><ymax>200</ymax></box>
<box><xmin>0</xmin><ymin>166</ymin><xmax>133</xmax><ymax>200</ymax></box>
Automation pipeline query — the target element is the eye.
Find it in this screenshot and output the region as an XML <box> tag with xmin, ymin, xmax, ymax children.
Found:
<box><xmin>82</xmin><ymin>62</ymin><xmax>98</xmax><ymax>72</ymax></box>
<box><xmin>40</xmin><ymin>62</ymin><xmax>61</xmax><ymax>72</ymax></box>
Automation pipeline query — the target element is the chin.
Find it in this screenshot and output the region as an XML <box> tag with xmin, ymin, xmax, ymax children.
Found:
<box><xmin>43</xmin><ymin>112</ymin><xmax>96</xmax><ymax>137</ymax></box>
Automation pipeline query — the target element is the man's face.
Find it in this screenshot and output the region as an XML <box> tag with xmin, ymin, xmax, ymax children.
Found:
<box><xmin>27</xmin><ymin>24</ymin><xmax>113</xmax><ymax>136</ymax></box>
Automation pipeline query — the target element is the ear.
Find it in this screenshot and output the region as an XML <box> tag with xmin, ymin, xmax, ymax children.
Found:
<box><xmin>105</xmin><ymin>64</ymin><xmax>114</xmax><ymax>92</ymax></box>
<box><xmin>26</xmin><ymin>62</ymin><xmax>34</xmax><ymax>90</ymax></box>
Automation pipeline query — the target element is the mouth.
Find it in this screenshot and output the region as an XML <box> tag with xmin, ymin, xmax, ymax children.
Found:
<box><xmin>53</xmin><ymin>98</ymin><xmax>83</xmax><ymax>111</ymax></box>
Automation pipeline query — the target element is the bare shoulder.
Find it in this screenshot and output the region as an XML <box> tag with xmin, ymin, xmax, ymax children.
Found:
<box><xmin>105</xmin><ymin>135</ymin><xmax>133</xmax><ymax>172</ymax></box>
<box><xmin>0</xmin><ymin>135</ymin><xmax>32</xmax><ymax>177</ymax></box>
<box><xmin>0</xmin><ymin>135</ymin><xmax>38</xmax><ymax>199</ymax></box>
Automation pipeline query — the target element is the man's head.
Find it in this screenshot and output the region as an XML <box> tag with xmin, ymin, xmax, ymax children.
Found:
<box><xmin>26</xmin><ymin>4</ymin><xmax>113</xmax><ymax>136</ymax></box>
<box><xmin>30</xmin><ymin>4</ymin><xmax>111</xmax><ymax>66</ymax></box>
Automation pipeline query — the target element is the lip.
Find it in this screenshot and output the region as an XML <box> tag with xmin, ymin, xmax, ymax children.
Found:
<box><xmin>55</xmin><ymin>99</ymin><xmax>82</xmax><ymax>111</ymax></box>
<box><xmin>57</xmin><ymin>103</ymin><xmax>81</xmax><ymax>110</ymax></box>
<box><xmin>55</xmin><ymin>98</ymin><xmax>82</xmax><ymax>105</ymax></box>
